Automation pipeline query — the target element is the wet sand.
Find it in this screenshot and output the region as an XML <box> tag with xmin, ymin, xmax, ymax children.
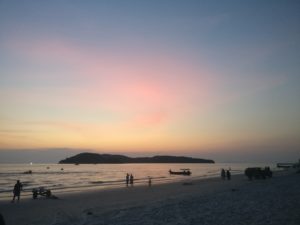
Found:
<box><xmin>0</xmin><ymin>169</ymin><xmax>299</xmax><ymax>225</ymax></box>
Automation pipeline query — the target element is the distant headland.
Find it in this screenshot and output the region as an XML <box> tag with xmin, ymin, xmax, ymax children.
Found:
<box><xmin>59</xmin><ymin>153</ymin><xmax>215</xmax><ymax>164</ymax></box>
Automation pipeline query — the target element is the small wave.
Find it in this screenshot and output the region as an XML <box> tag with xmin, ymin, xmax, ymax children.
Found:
<box><xmin>90</xmin><ymin>181</ymin><xmax>104</xmax><ymax>184</ymax></box>
<box><xmin>0</xmin><ymin>171</ymin><xmax>98</xmax><ymax>176</ymax></box>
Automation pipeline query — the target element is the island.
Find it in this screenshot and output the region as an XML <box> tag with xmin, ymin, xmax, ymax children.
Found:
<box><xmin>59</xmin><ymin>152</ymin><xmax>214</xmax><ymax>164</ymax></box>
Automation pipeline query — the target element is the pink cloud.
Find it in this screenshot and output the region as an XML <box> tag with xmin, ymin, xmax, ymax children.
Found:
<box><xmin>4</xmin><ymin>37</ymin><xmax>286</xmax><ymax>132</ymax></box>
<box><xmin>16</xmin><ymin>38</ymin><xmax>212</xmax><ymax>104</ymax></box>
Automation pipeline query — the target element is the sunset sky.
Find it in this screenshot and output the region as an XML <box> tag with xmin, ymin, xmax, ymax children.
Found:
<box><xmin>0</xmin><ymin>1</ymin><xmax>299</xmax><ymax>162</ymax></box>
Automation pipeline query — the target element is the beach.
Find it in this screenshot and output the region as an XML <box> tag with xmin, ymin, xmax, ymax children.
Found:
<box><xmin>0</xmin><ymin>169</ymin><xmax>299</xmax><ymax>225</ymax></box>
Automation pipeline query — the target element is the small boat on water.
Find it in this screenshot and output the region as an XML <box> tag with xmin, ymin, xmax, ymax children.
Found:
<box><xmin>24</xmin><ymin>170</ymin><xmax>32</xmax><ymax>174</ymax></box>
<box><xmin>169</xmin><ymin>169</ymin><xmax>191</xmax><ymax>176</ymax></box>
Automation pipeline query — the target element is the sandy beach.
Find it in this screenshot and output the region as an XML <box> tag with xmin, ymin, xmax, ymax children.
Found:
<box><xmin>0</xmin><ymin>169</ymin><xmax>299</xmax><ymax>225</ymax></box>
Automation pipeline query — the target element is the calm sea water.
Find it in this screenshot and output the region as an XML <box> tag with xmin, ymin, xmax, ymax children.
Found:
<box><xmin>0</xmin><ymin>163</ymin><xmax>278</xmax><ymax>200</ymax></box>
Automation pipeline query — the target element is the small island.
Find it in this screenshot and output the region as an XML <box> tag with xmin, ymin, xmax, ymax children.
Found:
<box><xmin>59</xmin><ymin>152</ymin><xmax>214</xmax><ymax>164</ymax></box>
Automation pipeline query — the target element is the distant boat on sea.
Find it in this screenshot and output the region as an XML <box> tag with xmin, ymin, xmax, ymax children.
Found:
<box><xmin>24</xmin><ymin>170</ymin><xmax>32</xmax><ymax>174</ymax></box>
<box><xmin>169</xmin><ymin>169</ymin><xmax>191</xmax><ymax>176</ymax></box>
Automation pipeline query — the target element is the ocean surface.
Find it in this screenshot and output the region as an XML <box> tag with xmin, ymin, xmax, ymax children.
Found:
<box><xmin>0</xmin><ymin>163</ymin><xmax>278</xmax><ymax>200</ymax></box>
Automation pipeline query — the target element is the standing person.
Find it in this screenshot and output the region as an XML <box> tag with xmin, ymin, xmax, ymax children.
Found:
<box><xmin>130</xmin><ymin>174</ymin><xmax>134</xmax><ymax>185</ymax></box>
<box><xmin>126</xmin><ymin>173</ymin><xmax>130</xmax><ymax>186</ymax></box>
<box><xmin>226</xmin><ymin>170</ymin><xmax>231</xmax><ymax>180</ymax></box>
<box><xmin>148</xmin><ymin>177</ymin><xmax>152</xmax><ymax>187</ymax></box>
<box><xmin>11</xmin><ymin>180</ymin><xmax>22</xmax><ymax>203</ymax></box>
<box><xmin>221</xmin><ymin>169</ymin><xmax>226</xmax><ymax>180</ymax></box>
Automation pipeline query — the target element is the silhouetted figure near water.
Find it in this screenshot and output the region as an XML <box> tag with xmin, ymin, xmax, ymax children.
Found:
<box><xmin>226</xmin><ymin>170</ymin><xmax>231</xmax><ymax>180</ymax></box>
<box><xmin>11</xmin><ymin>180</ymin><xmax>22</xmax><ymax>203</ymax></box>
<box><xmin>130</xmin><ymin>174</ymin><xmax>134</xmax><ymax>185</ymax></box>
<box><xmin>221</xmin><ymin>169</ymin><xmax>226</xmax><ymax>180</ymax></box>
<box><xmin>148</xmin><ymin>177</ymin><xmax>152</xmax><ymax>187</ymax></box>
<box><xmin>126</xmin><ymin>173</ymin><xmax>130</xmax><ymax>186</ymax></box>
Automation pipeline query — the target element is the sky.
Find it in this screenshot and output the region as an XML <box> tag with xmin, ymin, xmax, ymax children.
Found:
<box><xmin>0</xmin><ymin>0</ymin><xmax>299</xmax><ymax>163</ymax></box>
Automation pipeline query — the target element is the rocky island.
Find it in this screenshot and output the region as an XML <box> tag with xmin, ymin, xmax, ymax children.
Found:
<box><xmin>59</xmin><ymin>152</ymin><xmax>214</xmax><ymax>164</ymax></box>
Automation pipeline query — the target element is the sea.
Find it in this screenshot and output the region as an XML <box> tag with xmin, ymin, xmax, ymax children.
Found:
<box><xmin>0</xmin><ymin>163</ymin><xmax>279</xmax><ymax>200</ymax></box>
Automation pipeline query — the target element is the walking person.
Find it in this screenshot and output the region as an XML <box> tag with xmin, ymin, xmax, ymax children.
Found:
<box><xmin>221</xmin><ymin>169</ymin><xmax>226</xmax><ymax>180</ymax></box>
<box><xmin>11</xmin><ymin>180</ymin><xmax>22</xmax><ymax>203</ymax></box>
<box><xmin>148</xmin><ymin>177</ymin><xmax>152</xmax><ymax>187</ymax></box>
<box><xmin>130</xmin><ymin>174</ymin><xmax>134</xmax><ymax>186</ymax></box>
<box><xmin>226</xmin><ymin>170</ymin><xmax>231</xmax><ymax>180</ymax></box>
<box><xmin>126</xmin><ymin>173</ymin><xmax>130</xmax><ymax>186</ymax></box>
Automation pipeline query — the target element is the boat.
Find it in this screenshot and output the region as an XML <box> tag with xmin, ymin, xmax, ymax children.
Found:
<box><xmin>169</xmin><ymin>169</ymin><xmax>191</xmax><ymax>176</ymax></box>
<box><xmin>24</xmin><ymin>170</ymin><xmax>32</xmax><ymax>174</ymax></box>
<box><xmin>277</xmin><ymin>162</ymin><xmax>300</xmax><ymax>168</ymax></box>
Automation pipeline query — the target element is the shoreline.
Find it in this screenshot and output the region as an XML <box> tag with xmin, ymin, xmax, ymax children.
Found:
<box><xmin>0</xmin><ymin>174</ymin><xmax>214</xmax><ymax>200</ymax></box>
<box><xmin>1</xmin><ymin>169</ymin><xmax>299</xmax><ymax>225</ymax></box>
<box><xmin>0</xmin><ymin>172</ymin><xmax>237</xmax><ymax>201</ymax></box>
<box><xmin>0</xmin><ymin>162</ymin><xmax>279</xmax><ymax>200</ymax></box>
<box><xmin>0</xmin><ymin>171</ymin><xmax>242</xmax><ymax>200</ymax></box>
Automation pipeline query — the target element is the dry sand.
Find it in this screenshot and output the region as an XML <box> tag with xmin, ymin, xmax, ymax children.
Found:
<box><xmin>0</xmin><ymin>169</ymin><xmax>299</xmax><ymax>225</ymax></box>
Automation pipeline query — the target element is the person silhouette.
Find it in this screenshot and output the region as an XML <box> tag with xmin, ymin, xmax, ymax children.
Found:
<box><xmin>226</xmin><ymin>170</ymin><xmax>231</xmax><ymax>180</ymax></box>
<box><xmin>11</xmin><ymin>180</ymin><xmax>22</xmax><ymax>203</ymax></box>
<box><xmin>130</xmin><ymin>174</ymin><xmax>134</xmax><ymax>185</ymax></box>
<box><xmin>126</xmin><ymin>173</ymin><xmax>130</xmax><ymax>186</ymax></box>
<box><xmin>148</xmin><ymin>177</ymin><xmax>152</xmax><ymax>187</ymax></box>
<box><xmin>221</xmin><ymin>169</ymin><xmax>226</xmax><ymax>180</ymax></box>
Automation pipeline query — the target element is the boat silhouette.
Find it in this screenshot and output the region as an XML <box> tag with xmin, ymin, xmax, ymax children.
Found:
<box><xmin>169</xmin><ymin>169</ymin><xmax>191</xmax><ymax>176</ymax></box>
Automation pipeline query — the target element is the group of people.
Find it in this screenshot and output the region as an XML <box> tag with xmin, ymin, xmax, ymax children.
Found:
<box><xmin>125</xmin><ymin>173</ymin><xmax>134</xmax><ymax>186</ymax></box>
<box><xmin>11</xmin><ymin>173</ymin><xmax>151</xmax><ymax>203</ymax></box>
<box><xmin>125</xmin><ymin>173</ymin><xmax>152</xmax><ymax>187</ymax></box>
<box><xmin>11</xmin><ymin>180</ymin><xmax>56</xmax><ymax>203</ymax></box>
<box><xmin>221</xmin><ymin>168</ymin><xmax>231</xmax><ymax>180</ymax></box>
<box><xmin>12</xmin><ymin>169</ymin><xmax>233</xmax><ymax>203</ymax></box>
